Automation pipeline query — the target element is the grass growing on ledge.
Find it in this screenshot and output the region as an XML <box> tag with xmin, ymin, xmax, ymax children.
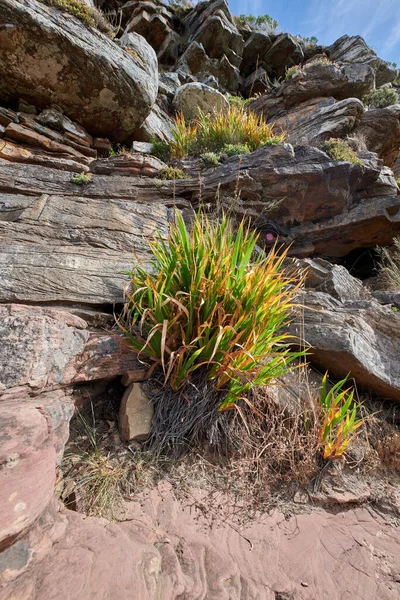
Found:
<box><xmin>158</xmin><ymin>166</ymin><xmax>189</xmax><ymax>180</ymax></box>
<box><xmin>120</xmin><ymin>212</ymin><xmax>305</xmax><ymax>410</ymax></box>
<box><xmin>362</xmin><ymin>87</ymin><xmax>399</xmax><ymax>109</ymax></box>
<box><xmin>39</xmin><ymin>0</ymin><xmax>113</xmax><ymax>34</ymax></box>
<box><xmin>71</xmin><ymin>171</ymin><xmax>92</xmax><ymax>185</ymax></box>
<box><xmin>324</xmin><ymin>138</ymin><xmax>363</xmax><ymax>165</ymax></box>
<box><xmin>377</xmin><ymin>237</ymin><xmax>400</xmax><ymax>290</ymax></box>
<box><xmin>153</xmin><ymin>106</ymin><xmax>286</xmax><ymax>160</ymax></box>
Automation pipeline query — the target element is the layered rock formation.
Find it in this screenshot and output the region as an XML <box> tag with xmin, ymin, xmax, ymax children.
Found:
<box><xmin>1</xmin><ymin>0</ymin><xmax>400</xmax><ymax>598</ymax></box>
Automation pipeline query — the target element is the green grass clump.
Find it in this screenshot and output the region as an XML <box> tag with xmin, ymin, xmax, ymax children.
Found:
<box><xmin>158</xmin><ymin>166</ymin><xmax>189</xmax><ymax>180</ymax></box>
<box><xmin>226</xmin><ymin>95</ymin><xmax>256</xmax><ymax>109</ymax></box>
<box><xmin>396</xmin><ymin>177</ymin><xmax>400</xmax><ymax>188</ymax></box>
<box><xmin>362</xmin><ymin>87</ymin><xmax>399</xmax><ymax>109</ymax></box>
<box><xmin>377</xmin><ymin>237</ymin><xmax>400</xmax><ymax>290</ymax></box>
<box><xmin>234</xmin><ymin>13</ymin><xmax>279</xmax><ymax>33</ymax></box>
<box><xmin>201</xmin><ymin>152</ymin><xmax>220</xmax><ymax>166</ymax></box>
<box><xmin>319</xmin><ymin>373</ymin><xmax>365</xmax><ymax>459</ymax></box>
<box><xmin>151</xmin><ymin>139</ymin><xmax>171</xmax><ymax>162</ymax></box>
<box><xmin>221</xmin><ymin>143</ymin><xmax>251</xmax><ymax>157</ymax></box>
<box><xmin>324</xmin><ymin>138</ymin><xmax>363</xmax><ymax>165</ymax></box>
<box><xmin>39</xmin><ymin>0</ymin><xmax>113</xmax><ymax>34</ymax></box>
<box><xmin>168</xmin><ymin>106</ymin><xmax>285</xmax><ymax>159</ymax></box>
<box><xmin>120</xmin><ymin>212</ymin><xmax>305</xmax><ymax>410</ymax></box>
<box><xmin>71</xmin><ymin>172</ymin><xmax>92</xmax><ymax>185</ymax></box>
<box><xmin>285</xmin><ymin>65</ymin><xmax>301</xmax><ymax>80</ymax></box>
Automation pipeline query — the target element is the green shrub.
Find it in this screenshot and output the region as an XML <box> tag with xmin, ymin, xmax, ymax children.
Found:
<box><xmin>362</xmin><ymin>87</ymin><xmax>399</xmax><ymax>109</ymax></box>
<box><xmin>71</xmin><ymin>172</ymin><xmax>92</xmax><ymax>185</ymax></box>
<box><xmin>151</xmin><ymin>139</ymin><xmax>171</xmax><ymax>162</ymax></box>
<box><xmin>221</xmin><ymin>143</ymin><xmax>251</xmax><ymax>157</ymax></box>
<box><xmin>319</xmin><ymin>373</ymin><xmax>365</xmax><ymax>459</ymax></box>
<box><xmin>226</xmin><ymin>95</ymin><xmax>255</xmax><ymax>109</ymax></box>
<box><xmin>285</xmin><ymin>65</ymin><xmax>301</xmax><ymax>80</ymax></box>
<box><xmin>158</xmin><ymin>166</ymin><xmax>189</xmax><ymax>180</ymax></box>
<box><xmin>300</xmin><ymin>35</ymin><xmax>319</xmax><ymax>45</ymax></box>
<box><xmin>120</xmin><ymin>212</ymin><xmax>305</xmax><ymax>409</ymax></box>
<box><xmin>377</xmin><ymin>237</ymin><xmax>400</xmax><ymax>290</ymax></box>
<box><xmin>201</xmin><ymin>152</ymin><xmax>220</xmax><ymax>166</ymax></box>
<box><xmin>324</xmin><ymin>138</ymin><xmax>363</xmax><ymax>165</ymax></box>
<box><xmin>234</xmin><ymin>13</ymin><xmax>279</xmax><ymax>33</ymax></box>
<box><xmin>39</xmin><ymin>0</ymin><xmax>113</xmax><ymax>34</ymax></box>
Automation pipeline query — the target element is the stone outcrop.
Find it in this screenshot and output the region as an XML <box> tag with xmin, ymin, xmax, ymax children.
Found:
<box><xmin>0</xmin><ymin>0</ymin><xmax>158</xmax><ymax>141</ymax></box>
<box><xmin>327</xmin><ymin>34</ymin><xmax>397</xmax><ymax>86</ymax></box>
<box><xmin>354</xmin><ymin>104</ymin><xmax>400</xmax><ymax>168</ymax></box>
<box><xmin>249</xmin><ymin>62</ymin><xmax>373</xmax><ymax>121</ymax></box>
<box><xmin>118</xmin><ymin>383</ymin><xmax>153</xmax><ymax>441</ymax></box>
<box><xmin>173</xmin><ymin>82</ymin><xmax>229</xmax><ymax>120</ymax></box>
<box><xmin>290</xmin><ymin>291</ymin><xmax>400</xmax><ymax>402</ymax></box>
<box><xmin>273</xmin><ymin>97</ymin><xmax>364</xmax><ymax>145</ymax></box>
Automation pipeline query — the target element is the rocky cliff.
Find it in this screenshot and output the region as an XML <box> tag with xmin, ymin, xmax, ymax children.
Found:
<box><xmin>1</xmin><ymin>1</ymin><xmax>400</xmax><ymax>598</ymax></box>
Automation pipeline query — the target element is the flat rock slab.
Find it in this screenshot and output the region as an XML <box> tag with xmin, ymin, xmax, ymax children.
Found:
<box><xmin>4</xmin><ymin>486</ymin><xmax>400</xmax><ymax>599</ymax></box>
<box><xmin>0</xmin><ymin>304</ymin><xmax>142</xmax><ymax>398</ymax></box>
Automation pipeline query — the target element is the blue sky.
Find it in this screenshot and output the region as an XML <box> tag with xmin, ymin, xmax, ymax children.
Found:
<box><xmin>229</xmin><ymin>0</ymin><xmax>400</xmax><ymax>65</ymax></box>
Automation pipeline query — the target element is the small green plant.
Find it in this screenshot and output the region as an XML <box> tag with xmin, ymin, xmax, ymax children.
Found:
<box><xmin>226</xmin><ymin>95</ymin><xmax>255</xmax><ymax>109</ymax></box>
<box><xmin>170</xmin><ymin>113</ymin><xmax>198</xmax><ymax>159</ymax></box>
<box><xmin>234</xmin><ymin>13</ymin><xmax>279</xmax><ymax>33</ymax></box>
<box><xmin>319</xmin><ymin>373</ymin><xmax>365</xmax><ymax>459</ymax></box>
<box><xmin>300</xmin><ymin>35</ymin><xmax>319</xmax><ymax>45</ymax></box>
<box><xmin>158</xmin><ymin>166</ymin><xmax>189</xmax><ymax>180</ymax></box>
<box><xmin>201</xmin><ymin>152</ymin><xmax>220</xmax><ymax>166</ymax></box>
<box><xmin>385</xmin><ymin>60</ymin><xmax>397</xmax><ymax>68</ymax></box>
<box><xmin>377</xmin><ymin>237</ymin><xmax>400</xmax><ymax>290</ymax></box>
<box><xmin>39</xmin><ymin>0</ymin><xmax>113</xmax><ymax>34</ymax></box>
<box><xmin>71</xmin><ymin>172</ymin><xmax>92</xmax><ymax>185</ymax></box>
<box><xmin>221</xmin><ymin>143</ymin><xmax>251</xmax><ymax>156</ymax></box>
<box><xmin>285</xmin><ymin>65</ymin><xmax>301</xmax><ymax>80</ymax></box>
<box><xmin>120</xmin><ymin>212</ymin><xmax>305</xmax><ymax>409</ymax></box>
<box><xmin>324</xmin><ymin>138</ymin><xmax>363</xmax><ymax>165</ymax></box>
<box><xmin>362</xmin><ymin>87</ymin><xmax>399</xmax><ymax>109</ymax></box>
<box><xmin>396</xmin><ymin>177</ymin><xmax>400</xmax><ymax>188</ymax></box>
<box><xmin>151</xmin><ymin>139</ymin><xmax>171</xmax><ymax>162</ymax></box>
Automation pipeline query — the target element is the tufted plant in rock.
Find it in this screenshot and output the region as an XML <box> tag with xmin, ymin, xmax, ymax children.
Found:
<box><xmin>39</xmin><ymin>0</ymin><xmax>113</xmax><ymax>35</ymax></box>
<box><xmin>362</xmin><ymin>86</ymin><xmax>399</xmax><ymax>109</ymax></box>
<box><xmin>324</xmin><ymin>138</ymin><xmax>363</xmax><ymax>165</ymax></box>
<box><xmin>319</xmin><ymin>373</ymin><xmax>365</xmax><ymax>459</ymax></box>
<box><xmin>377</xmin><ymin>237</ymin><xmax>400</xmax><ymax>290</ymax></box>
<box><xmin>120</xmin><ymin>212</ymin><xmax>305</xmax><ymax>411</ymax></box>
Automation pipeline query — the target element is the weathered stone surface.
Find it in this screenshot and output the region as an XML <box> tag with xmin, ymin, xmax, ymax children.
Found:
<box><xmin>0</xmin><ymin>139</ymin><xmax>90</xmax><ymax>172</ymax></box>
<box><xmin>327</xmin><ymin>34</ymin><xmax>397</xmax><ymax>86</ymax></box>
<box><xmin>121</xmin><ymin>370</ymin><xmax>149</xmax><ymax>386</ymax></box>
<box><xmin>90</xmin><ymin>153</ymin><xmax>166</xmax><ymax>177</ymax></box>
<box><xmin>178</xmin><ymin>41</ymin><xmax>240</xmax><ymax>93</ymax></box>
<box><xmin>119</xmin><ymin>383</ymin><xmax>153</xmax><ymax>441</ymax></box>
<box><xmin>240</xmin><ymin>31</ymin><xmax>272</xmax><ymax>77</ymax></box>
<box><xmin>185</xmin><ymin>0</ymin><xmax>243</xmax><ymax>69</ymax></box>
<box><xmin>0</xmin><ymin>392</ymin><xmax>73</xmax><ymax>550</ymax></box>
<box><xmin>250</xmin><ymin>62</ymin><xmax>373</xmax><ymax>121</ymax></box>
<box><xmin>0</xmin><ymin>167</ymin><xmax>171</xmax><ymax>304</ymax></box>
<box><xmin>0</xmin><ymin>304</ymin><xmax>143</xmax><ymax>397</ymax></box>
<box><xmin>374</xmin><ymin>291</ymin><xmax>400</xmax><ymax>309</ymax></box>
<box><xmin>296</xmin><ymin>257</ymin><xmax>365</xmax><ymax>302</ymax></box>
<box><xmin>4</xmin><ymin>492</ymin><xmax>400</xmax><ymax>599</ymax></box>
<box><xmin>173</xmin><ymin>82</ymin><xmax>229</xmax><ymax>120</ymax></box>
<box><xmin>273</xmin><ymin>97</ymin><xmax>364</xmax><ymax>145</ymax></box>
<box><xmin>0</xmin><ymin>0</ymin><xmax>158</xmax><ymax>141</ymax></box>
<box><xmin>290</xmin><ymin>291</ymin><xmax>400</xmax><ymax>402</ymax></box>
<box><xmin>36</xmin><ymin>108</ymin><xmax>93</xmax><ymax>147</ymax></box>
<box><xmin>124</xmin><ymin>1</ymin><xmax>174</xmax><ymax>52</ymax></box>
<box><xmin>131</xmin><ymin>103</ymin><xmax>174</xmax><ymax>143</ymax></box>
<box><xmin>263</xmin><ymin>33</ymin><xmax>302</xmax><ymax>77</ymax></box>
<box><xmin>354</xmin><ymin>105</ymin><xmax>400</xmax><ymax>168</ymax></box>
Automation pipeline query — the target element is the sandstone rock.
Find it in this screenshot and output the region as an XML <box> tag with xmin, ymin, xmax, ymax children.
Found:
<box><xmin>90</xmin><ymin>153</ymin><xmax>166</xmax><ymax>176</ymax></box>
<box><xmin>289</xmin><ymin>291</ymin><xmax>400</xmax><ymax>402</ymax></box>
<box><xmin>240</xmin><ymin>31</ymin><xmax>272</xmax><ymax>77</ymax></box>
<box><xmin>173</xmin><ymin>82</ymin><xmax>229</xmax><ymax>120</ymax></box>
<box><xmin>131</xmin><ymin>103</ymin><xmax>174</xmax><ymax>143</ymax></box>
<box><xmin>0</xmin><ymin>304</ymin><xmax>144</xmax><ymax>397</ymax></box>
<box><xmin>272</xmin><ymin>97</ymin><xmax>364</xmax><ymax>145</ymax></box>
<box><xmin>36</xmin><ymin>108</ymin><xmax>93</xmax><ymax>148</ymax></box>
<box><xmin>250</xmin><ymin>62</ymin><xmax>373</xmax><ymax>121</ymax></box>
<box><xmin>121</xmin><ymin>370</ymin><xmax>149</xmax><ymax>386</ymax></box>
<box><xmin>354</xmin><ymin>105</ymin><xmax>400</xmax><ymax>168</ymax></box>
<box><xmin>4</xmin><ymin>494</ymin><xmax>400</xmax><ymax>599</ymax></box>
<box><xmin>263</xmin><ymin>33</ymin><xmax>303</xmax><ymax>77</ymax></box>
<box><xmin>0</xmin><ymin>0</ymin><xmax>158</xmax><ymax>141</ymax></box>
<box><xmin>373</xmin><ymin>291</ymin><xmax>400</xmax><ymax>309</ymax></box>
<box><xmin>119</xmin><ymin>383</ymin><xmax>153</xmax><ymax>441</ymax></box>
<box><xmin>0</xmin><ymin>139</ymin><xmax>90</xmax><ymax>172</ymax></box>
<box><xmin>178</xmin><ymin>41</ymin><xmax>240</xmax><ymax>93</ymax></box>
<box><xmin>0</xmin><ymin>392</ymin><xmax>73</xmax><ymax>549</ymax></box>
<box><xmin>124</xmin><ymin>0</ymin><xmax>174</xmax><ymax>53</ymax></box>
<box><xmin>242</xmin><ymin>67</ymin><xmax>272</xmax><ymax>97</ymax></box>
<box><xmin>327</xmin><ymin>34</ymin><xmax>397</xmax><ymax>86</ymax></box>
<box><xmin>185</xmin><ymin>0</ymin><xmax>243</xmax><ymax>69</ymax></box>
<box><xmin>297</xmin><ymin>258</ymin><xmax>365</xmax><ymax>302</ymax></box>
<box><xmin>0</xmin><ymin>167</ymin><xmax>171</xmax><ymax>304</ymax></box>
